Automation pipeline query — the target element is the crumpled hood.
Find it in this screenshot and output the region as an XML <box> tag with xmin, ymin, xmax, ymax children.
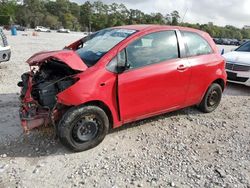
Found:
<box><xmin>26</xmin><ymin>50</ymin><xmax>87</xmax><ymax>71</ymax></box>
<box><xmin>223</xmin><ymin>51</ymin><xmax>250</xmax><ymax>65</ymax></box>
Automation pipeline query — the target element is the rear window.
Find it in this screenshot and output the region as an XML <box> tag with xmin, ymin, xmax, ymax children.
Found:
<box><xmin>182</xmin><ymin>31</ymin><xmax>212</xmax><ymax>57</ymax></box>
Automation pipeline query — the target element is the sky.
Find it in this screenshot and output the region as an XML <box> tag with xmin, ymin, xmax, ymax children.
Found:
<box><xmin>71</xmin><ymin>0</ymin><xmax>250</xmax><ymax>28</ymax></box>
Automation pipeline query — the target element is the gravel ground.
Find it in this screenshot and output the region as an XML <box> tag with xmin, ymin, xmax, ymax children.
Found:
<box><xmin>0</xmin><ymin>30</ymin><xmax>249</xmax><ymax>188</ymax></box>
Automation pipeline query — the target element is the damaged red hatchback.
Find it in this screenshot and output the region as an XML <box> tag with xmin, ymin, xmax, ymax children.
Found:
<box><xmin>18</xmin><ymin>25</ymin><xmax>227</xmax><ymax>151</ymax></box>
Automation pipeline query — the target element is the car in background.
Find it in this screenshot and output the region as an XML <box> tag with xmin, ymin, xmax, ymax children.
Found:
<box><xmin>0</xmin><ymin>29</ymin><xmax>11</xmax><ymax>63</ymax></box>
<box><xmin>229</xmin><ymin>39</ymin><xmax>240</xmax><ymax>46</ymax></box>
<box><xmin>35</xmin><ymin>26</ymin><xmax>51</xmax><ymax>32</ymax></box>
<box><xmin>83</xmin><ymin>32</ymin><xmax>92</xmax><ymax>36</ymax></box>
<box><xmin>223</xmin><ymin>41</ymin><xmax>250</xmax><ymax>86</ymax></box>
<box><xmin>222</xmin><ymin>38</ymin><xmax>231</xmax><ymax>45</ymax></box>
<box><xmin>213</xmin><ymin>38</ymin><xmax>230</xmax><ymax>45</ymax></box>
<box><xmin>57</xmin><ymin>28</ymin><xmax>70</xmax><ymax>33</ymax></box>
<box><xmin>213</xmin><ymin>38</ymin><xmax>221</xmax><ymax>44</ymax></box>
<box><xmin>18</xmin><ymin>25</ymin><xmax>226</xmax><ymax>152</ymax></box>
<box><xmin>214</xmin><ymin>38</ymin><xmax>240</xmax><ymax>46</ymax></box>
<box><xmin>14</xmin><ymin>25</ymin><xmax>26</xmax><ymax>31</ymax></box>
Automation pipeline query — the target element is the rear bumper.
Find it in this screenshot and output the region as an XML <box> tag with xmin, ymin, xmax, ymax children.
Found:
<box><xmin>0</xmin><ymin>46</ymin><xmax>11</xmax><ymax>63</ymax></box>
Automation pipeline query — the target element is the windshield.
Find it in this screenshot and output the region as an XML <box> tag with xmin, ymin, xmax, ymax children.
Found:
<box><xmin>236</xmin><ymin>41</ymin><xmax>250</xmax><ymax>52</ymax></box>
<box><xmin>76</xmin><ymin>28</ymin><xmax>136</xmax><ymax>67</ymax></box>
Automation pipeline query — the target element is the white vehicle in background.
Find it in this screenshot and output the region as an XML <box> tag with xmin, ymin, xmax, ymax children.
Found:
<box><xmin>83</xmin><ymin>32</ymin><xmax>92</xmax><ymax>36</ymax></box>
<box><xmin>223</xmin><ymin>41</ymin><xmax>250</xmax><ymax>86</ymax></box>
<box><xmin>239</xmin><ymin>39</ymin><xmax>250</xmax><ymax>45</ymax></box>
<box><xmin>0</xmin><ymin>29</ymin><xmax>11</xmax><ymax>63</ymax></box>
<box><xmin>35</xmin><ymin>26</ymin><xmax>51</xmax><ymax>32</ymax></box>
<box><xmin>57</xmin><ymin>28</ymin><xmax>70</xmax><ymax>33</ymax></box>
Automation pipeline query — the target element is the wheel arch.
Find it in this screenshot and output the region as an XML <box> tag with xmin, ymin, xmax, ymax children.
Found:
<box><xmin>82</xmin><ymin>100</ymin><xmax>114</xmax><ymax>129</ymax></box>
<box><xmin>212</xmin><ymin>78</ymin><xmax>225</xmax><ymax>91</ymax></box>
<box><xmin>199</xmin><ymin>77</ymin><xmax>225</xmax><ymax>105</ymax></box>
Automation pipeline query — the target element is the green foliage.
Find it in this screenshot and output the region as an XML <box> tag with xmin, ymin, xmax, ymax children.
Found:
<box><xmin>171</xmin><ymin>10</ymin><xmax>180</xmax><ymax>25</ymax></box>
<box><xmin>180</xmin><ymin>22</ymin><xmax>250</xmax><ymax>40</ymax></box>
<box><xmin>0</xmin><ymin>15</ymin><xmax>10</xmax><ymax>25</ymax></box>
<box><xmin>44</xmin><ymin>14</ymin><xmax>60</xmax><ymax>28</ymax></box>
<box><xmin>0</xmin><ymin>0</ymin><xmax>16</xmax><ymax>24</ymax></box>
<box><xmin>0</xmin><ymin>0</ymin><xmax>249</xmax><ymax>40</ymax></box>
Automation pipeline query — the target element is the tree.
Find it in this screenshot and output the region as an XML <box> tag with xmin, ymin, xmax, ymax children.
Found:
<box><xmin>80</xmin><ymin>1</ymin><xmax>93</xmax><ymax>31</ymax></box>
<box><xmin>171</xmin><ymin>10</ymin><xmax>180</xmax><ymax>25</ymax></box>
<box><xmin>0</xmin><ymin>0</ymin><xmax>17</xmax><ymax>24</ymax></box>
<box><xmin>21</xmin><ymin>0</ymin><xmax>46</xmax><ymax>27</ymax></box>
<box><xmin>43</xmin><ymin>14</ymin><xmax>60</xmax><ymax>29</ymax></box>
<box><xmin>0</xmin><ymin>0</ymin><xmax>249</xmax><ymax>37</ymax></box>
<box><xmin>63</xmin><ymin>13</ymin><xmax>79</xmax><ymax>30</ymax></box>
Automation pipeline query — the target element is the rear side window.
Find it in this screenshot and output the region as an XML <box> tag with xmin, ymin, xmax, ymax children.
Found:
<box><xmin>182</xmin><ymin>31</ymin><xmax>212</xmax><ymax>57</ymax></box>
<box><xmin>126</xmin><ymin>31</ymin><xmax>179</xmax><ymax>69</ymax></box>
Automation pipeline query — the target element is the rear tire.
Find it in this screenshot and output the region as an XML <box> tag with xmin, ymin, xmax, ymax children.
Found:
<box><xmin>58</xmin><ymin>105</ymin><xmax>109</xmax><ymax>152</ymax></box>
<box><xmin>198</xmin><ymin>83</ymin><xmax>222</xmax><ymax>113</ymax></box>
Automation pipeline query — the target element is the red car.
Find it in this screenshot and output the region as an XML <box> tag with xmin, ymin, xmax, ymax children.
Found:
<box><xmin>18</xmin><ymin>25</ymin><xmax>227</xmax><ymax>151</ymax></box>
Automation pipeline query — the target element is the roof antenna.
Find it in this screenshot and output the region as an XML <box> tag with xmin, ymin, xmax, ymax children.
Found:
<box><xmin>181</xmin><ymin>7</ymin><xmax>188</xmax><ymax>23</ymax></box>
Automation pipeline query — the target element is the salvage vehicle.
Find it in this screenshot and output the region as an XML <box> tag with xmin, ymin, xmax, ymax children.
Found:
<box><xmin>223</xmin><ymin>41</ymin><xmax>250</xmax><ymax>86</ymax></box>
<box><xmin>0</xmin><ymin>29</ymin><xmax>11</xmax><ymax>63</ymax></box>
<box><xmin>18</xmin><ymin>25</ymin><xmax>227</xmax><ymax>152</ymax></box>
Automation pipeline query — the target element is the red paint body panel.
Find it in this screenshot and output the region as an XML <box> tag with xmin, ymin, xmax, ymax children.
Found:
<box><xmin>26</xmin><ymin>50</ymin><xmax>87</xmax><ymax>71</ymax></box>
<box><xmin>20</xmin><ymin>25</ymin><xmax>227</xmax><ymax>131</ymax></box>
<box><xmin>118</xmin><ymin>58</ymin><xmax>191</xmax><ymax>123</ymax></box>
<box><xmin>185</xmin><ymin>54</ymin><xmax>226</xmax><ymax>106</ymax></box>
<box><xmin>57</xmin><ymin>67</ymin><xmax>121</xmax><ymax>126</ymax></box>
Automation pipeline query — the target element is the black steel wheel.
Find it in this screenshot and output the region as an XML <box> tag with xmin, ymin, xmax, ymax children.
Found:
<box><xmin>58</xmin><ymin>106</ymin><xmax>109</xmax><ymax>152</ymax></box>
<box><xmin>198</xmin><ymin>83</ymin><xmax>222</xmax><ymax>113</ymax></box>
<box><xmin>72</xmin><ymin>115</ymin><xmax>99</xmax><ymax>143</ymax></box>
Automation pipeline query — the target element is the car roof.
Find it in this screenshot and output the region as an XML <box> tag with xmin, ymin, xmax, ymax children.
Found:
<box><xmin>113</xmin><ymin>24</ymin><xmax>206</xmax><ymax>34</ymax></box>
<box><xmin>112</xmin><ymin>24</ymin><xmax>217</xmax><ymax>54</ymax></box>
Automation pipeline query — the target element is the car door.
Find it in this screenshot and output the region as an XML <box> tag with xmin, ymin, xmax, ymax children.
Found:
<box><xmin>180</xmin><ymin>31</ymin><xmax>216</xmax><ymax>106</ymax></box>
<box><xmin>118</xmin><ymin>30</ymin><xmax>191</xmax><ymax>123</ymax></box>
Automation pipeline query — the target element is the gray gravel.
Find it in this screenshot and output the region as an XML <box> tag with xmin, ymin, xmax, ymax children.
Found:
<box><xmin>0</xmin><ymin>30</ymin><xmax>249</xmax><ymax>188</ymax></box>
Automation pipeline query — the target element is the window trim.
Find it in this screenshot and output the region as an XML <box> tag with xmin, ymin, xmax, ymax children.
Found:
<box><xmin>175</xmin><ymin>29</ymin><xmax>187</xmax><ymax>58</ymax></box>
<box><xmin>181</xmin><ymin>31</ymin><xmax>214</xmax><ymax>58</ymax></box>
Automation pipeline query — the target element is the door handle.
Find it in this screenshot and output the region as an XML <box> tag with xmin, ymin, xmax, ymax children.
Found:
<box><xmin>177</xmin><ymin>64</ymin><xmax>188</xmax><ymax>71</ymax></box>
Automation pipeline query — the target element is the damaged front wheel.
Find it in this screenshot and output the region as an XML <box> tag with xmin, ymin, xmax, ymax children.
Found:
<box><xmin>58</xmin><ymin>105</ymin><xmax>109</xmax><ymax>152</ymax></box>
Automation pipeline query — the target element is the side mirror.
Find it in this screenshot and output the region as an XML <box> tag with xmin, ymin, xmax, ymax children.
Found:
<box><xmin>221</xmin><ymin>49</ymin><xmax>225</xmax><ymax>55</ymax></box>
<box><xmin>117</xmin><ymin>59</ymin><xmax>126</xmax><ymax>73</ymax></box>
<box><xmin>117</xmin><ymin>50</ymin><xmax>127</xmax><ymax>73</ymax></box>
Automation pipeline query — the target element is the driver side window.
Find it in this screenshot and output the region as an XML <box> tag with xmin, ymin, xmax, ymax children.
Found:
<box><xmin>126</xmin><ymin>31</ymin><xmax>179</xmax><ymax>69</ymax></box>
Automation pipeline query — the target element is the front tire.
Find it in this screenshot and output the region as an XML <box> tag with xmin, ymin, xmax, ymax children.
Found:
<box><xmin>58</xmin><ymin>105</ymin><xmax>109</xmax><ymax>152</ymax></box>
<box><xmin>198</xmin><ymin>83</ymin><xmax>222</xmax><ymax>113</ymax></box>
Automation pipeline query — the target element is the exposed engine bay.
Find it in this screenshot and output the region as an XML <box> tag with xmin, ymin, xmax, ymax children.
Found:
<box><xmin>18</xmin><ymin>59</ymin><xmax>80</xmax><ymax>132</ymax></box>
<box><xmin>31</xmin><ymin>60</ymin><xmax>78</xmax><ymax>108</ymax></box>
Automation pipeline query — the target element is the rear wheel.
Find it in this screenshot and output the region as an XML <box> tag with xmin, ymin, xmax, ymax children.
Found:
<box><xmin>198</xmin><ymin>83</ymin><xmax>222</xmax><ymax>113</ymax></box>
<box><xmin>58</xmin><ymin>105</ymin><xmax>109</xmax><ymax>152</ymax></box>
